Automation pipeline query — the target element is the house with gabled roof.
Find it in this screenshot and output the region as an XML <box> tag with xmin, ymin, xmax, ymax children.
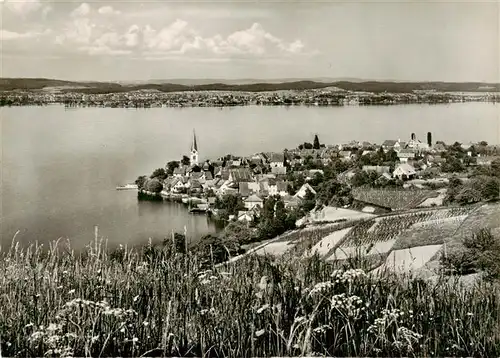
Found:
<box><xmin>393</xmin><ymin>163</ymin><xmax>417</xmax><ymax>180</ymax></box>
<box><xmin>229</xmin><ymin>168</ymin><xmax>253</xmax><ymax>183</ymax></box>
<box><xmin>244</xmin><ymin>194</ymin><xmax>264</xmax><ymax>210</ymax></box>
<box><xmin>339</xmin><ymin>150</ymin><xmax>354</xmax><ymax>161</ymax></box>
<box><xmin>173</xmin><ymin>166</ymin><xmax>187</xmax><ymax>177</ymax></box>
<box><xmin>169</xmin><ymin>177</ymin><xmax>187</xmax><ymax>193</ymax></box>
<box><xmin>397</xmin><ymin>149</ymin><xmax>417</xmax><ymax>163</ymax></box>
<box><xmin>271</xmin><ymin>166</ymin><xmax>287</xmax><ymax>175</ymax></box>
<box><xmin>269</xmin><ymin>153</ymin><xmax>285</xmax><ymax>168</ymax></box>
<box><xmin>239</xmin><ymin>182</ymin><xmax>251</xmax><ymax>197</ymax></box>
<box><xmin>294</xmin><ymin>183</ymin><xmax>316</xmax><ymax>199</ymax></box>
<box><xmin>269</xmin><ymin>180</ymin><xmax>289</xmax><ymax>197</ymax></box>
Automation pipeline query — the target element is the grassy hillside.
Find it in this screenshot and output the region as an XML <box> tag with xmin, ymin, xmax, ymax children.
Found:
<box><xmin>1</xmin><ymin>77</ymin><xmax>499</xmax><ymax>93</ymax></box>
<box><xmin>1</xmin><ymin>238</ymin><xmax>499</xmax><ymax>357</ymax></box>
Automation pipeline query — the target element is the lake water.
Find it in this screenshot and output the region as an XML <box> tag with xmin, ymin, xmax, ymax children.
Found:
<box><xmin>1</xmin><ymin>103</ymin><xmax>499</xmax><ymax>250</ymax></box>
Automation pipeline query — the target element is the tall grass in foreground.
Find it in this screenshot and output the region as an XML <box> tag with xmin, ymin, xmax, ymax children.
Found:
<box><xmin>1</xmin><ymin>238</ymin><xmax>500</xmax><ymax>357</ymax></box>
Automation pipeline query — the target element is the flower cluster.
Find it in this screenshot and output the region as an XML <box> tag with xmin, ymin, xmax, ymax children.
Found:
<box><xmin>309</xmin><ymin>281</ymin><xmax>334</xmax><ymax>296</ymax></box>
<box><xmin>28</xmin><ymin>323</ymin><xmax>76</xmax><ymax>357</ymax></box>
<box><xmin>331</xmin><ymin>269</ymin><xmax>367</xmax><ymax>284</ymax></box>
<box><xmin>367</xmin><ymin>308</ymin><xmax>405</xmax><ymax>334</ymax></box>
<box><xmin>330</xmin><ymin>294</ymin><xmax>364</xmax><ymax>317</ymax></box>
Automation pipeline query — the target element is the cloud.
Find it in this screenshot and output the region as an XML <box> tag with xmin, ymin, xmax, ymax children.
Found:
<box><xmin>70</xmin><ymin>3</ymin><xmax>90</xmax><ymax>17</ymax></box>
<box><xmin>1</xmin><ymin>29</ymin><xmax>49</xmax><ymax>40</ymax></box>
<box><xmin>56</xmin><ymin>18</ymin><xmax>94</xmax><ymax>45</ymax></box>
<box><xmin>52</xmin><ymin>17</ymin><xmax>315</xmax><ymax>60</ymax></box>
<box><xmin>3</xmin><ymin>0</ymin><xmax>42</xmax><ymax>15</ymax></box>
<box><xmin>98</xmin><ymin>6</ymin><xmax>120</xmax><ymax>15</ymax></box>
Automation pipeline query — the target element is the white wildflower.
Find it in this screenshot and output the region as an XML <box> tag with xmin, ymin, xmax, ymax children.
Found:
<box><xmin>255</xmin><ymin>329</ymin><xmax>265</xmax><ymax>337</ymax></box>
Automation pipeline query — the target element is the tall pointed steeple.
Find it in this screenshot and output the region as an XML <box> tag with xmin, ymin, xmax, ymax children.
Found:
<box><xmin>191</xmin><ymin>130</ymin><xmax>198</xmax><ymax>152</ymax></box>
<box><xmin>190</xmin><ymin>129</ymin><xmax>199</xmax><ymax>166</ymax></box>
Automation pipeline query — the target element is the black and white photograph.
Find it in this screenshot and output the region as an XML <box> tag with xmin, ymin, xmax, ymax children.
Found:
<box><xmin>1</xmin><ymin>0</ymin><xmax>499</xmax><ymax>356</ymax></box>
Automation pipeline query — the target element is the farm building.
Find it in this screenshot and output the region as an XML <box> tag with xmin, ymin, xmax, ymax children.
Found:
<box><xmin>393</xmin><ymin>163</ymin><xmax>417</xmax><ymax>180</ymax></box>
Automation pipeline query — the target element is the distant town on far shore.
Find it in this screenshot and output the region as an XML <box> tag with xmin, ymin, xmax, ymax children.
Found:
<box><xmin>1</xmin><ymin>77</ymin><xmax>499</xmax><ymax>108</ymax></box>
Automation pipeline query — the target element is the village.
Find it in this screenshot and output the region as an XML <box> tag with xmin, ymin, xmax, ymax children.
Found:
<box><xmin>135</xmin><ymin>130</ymin><xmax>500</xmax><ymax>226</ymax></box>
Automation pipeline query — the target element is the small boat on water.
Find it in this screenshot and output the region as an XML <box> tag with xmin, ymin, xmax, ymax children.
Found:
<box><xmin>190</xmin><ymin>203</ymin><xmax>209</xmax><ymax>213</ymax></box>
<box><xmin>116</xmin><ymin>184</ymin><xmax>138</xmax><ymax>190</ymax></box>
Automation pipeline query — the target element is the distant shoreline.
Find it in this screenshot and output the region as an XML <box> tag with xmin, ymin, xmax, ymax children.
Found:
<box><xmin>1</xmin><ymin>78</ymin><xmax>500</xmax><ymax>93</ymax></box>
<box><xmin>1</xmin><ymin>85</ymin><xmax>499</xmax><ymax>108</ymax></box>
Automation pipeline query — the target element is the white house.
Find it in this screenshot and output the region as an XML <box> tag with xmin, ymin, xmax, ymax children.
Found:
<box><xmin>170</xmin><ymin>177</ymin><xmax>186</xmax><ymax>193</ymax></box>
<box><xmin>393</xmin><ymin>163</ymin><xmax>417</xmax><ymax>180</ymax></box>
<box><xmin>294</xmin><ymin>183</ymin><xmax>316</xmax><ymax>199</ymax></box>
<box><xmin>237</xmin><ymin>210</ymin><xmax>254</xmax><ymax>222</ymax></box>
<box><xmin>269</xmin><ymin>153</ymin><xmax>285</xmax><ymax>168</ymax></box>
<box><xmin>397</xmin><ymin>149</ymin><xmax>416</xmax><ymax>163</ymax></box>
<box><xmin>269</xmin><ymin>181</ymin><xmax>288</xmax><ymax>197</ymax></box>
<box><xmin>244</xmin><ymin>194</ymin><xmax>264</xmax><ymax>210</ymax></box>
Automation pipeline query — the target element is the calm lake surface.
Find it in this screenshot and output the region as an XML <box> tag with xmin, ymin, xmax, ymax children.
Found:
<box><xmin>1</xmin><ymin>103</ymin><xmax>499</xmax><ymax>249</ymax></box>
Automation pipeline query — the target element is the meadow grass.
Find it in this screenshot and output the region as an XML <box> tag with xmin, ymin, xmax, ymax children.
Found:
<box><xmin>1</xmin><ymin>237</ymin><xmax>500</xmax><ymax>357</ymax></box>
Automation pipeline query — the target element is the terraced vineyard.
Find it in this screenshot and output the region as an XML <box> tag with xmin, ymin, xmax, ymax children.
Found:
<box><xmin>324</xmin><ymin>206</ymin><xmax>480</xmax><ymax>263</ymax></box>
<box><xmin>352</xmin><ymin>188</ymin><xmax>439</xmax><ymax>210</ymax></box>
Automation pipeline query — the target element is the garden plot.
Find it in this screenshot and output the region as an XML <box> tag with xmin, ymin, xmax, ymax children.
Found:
<box><xmin>308</xmin><ymin>207</ymin><xmax>374</xmax><ymax>223</ymax></box>
<box><xmin>374</xmin><ymin>244</ymin><xmax>443</xmax><ymax>274</ymax></box>
<box><xmin>418</xmin><ymin>189</ymin><xmax>447</xmax><ymax>207</ymax></box>
<box><xmin>411</xmin><ymin>214</ymin><xmax>468</xmax><ymax>229</ymax></box>
<box><xmin>327</xmin><ymin>239</ymin><xmax>396</xmax><ymax>261</ymax></box>
<box><xmin>393</xmin><ymin>217</ymin><xmax>466</xmax><ymax>250</ymax></box>
<box><xmin>254</xmin><ymin>241</ymin><xmax>294</xmax><ymax>257</ymax></box>
<box><xmin>308</xmin><ymin>228</ymin><xmax>352</xmax><ymax>257</ymax></box>
<box><xmin>454</xmin><ymin>203</ymin><xmax>500</xmax><ymax>241</ymax></box>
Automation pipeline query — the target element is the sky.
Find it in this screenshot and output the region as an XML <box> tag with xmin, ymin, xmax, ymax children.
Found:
<box><xmin>0</xmin><ymin>0</ymin><xmax>499</xmax><ymax>82</ymax></box>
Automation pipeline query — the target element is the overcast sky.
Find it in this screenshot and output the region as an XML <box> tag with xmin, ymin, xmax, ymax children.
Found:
<box><xmin>0</xmin><ymin>0</ymin><xmax>498</xmax><ymax>81</ymax></box>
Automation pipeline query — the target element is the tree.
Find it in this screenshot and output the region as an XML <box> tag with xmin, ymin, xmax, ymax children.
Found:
<box><xmin>303</xmin><ymin>142</ymin><xmax>313</xmax><ymax>150</ymax></box>
<box><xmin>385</xmin><ymin>149</ymin><xmax>399</xmax><ymax>163</ymax></box>
<box><xmin>313</xmin><ymin>134</ymin><xmax>321</xmax><ymax>149</ymax></box>
<box><xmin>442</xmin><ymin>157</ymin><xmax>465</xmax><ymax>173</ymax></box>
<box><xmin>219</xmin><ymin>221</ymin><xmax>256</xmax><ymax>245</ymax></box>
<box><xmin>181</xmin><ymin>155</ymin><xmax>190</xmax><ymax>166</ymax></box>
<box><xmin>151</xmin><ymin>168</ymin><xmax>167</xmax><ymax>180</ymax></box>
<box><xmin>135</xmin><ymin>175</ymin><xmax>147</xmax><ymax>190</ymax></box>
<box><xmin>145</xmin><ymin>178</ymin><xmax>163</xmax><ymax>194</ymax></box>
<box><xmin>449</xmin><ymin>176</ymin><xmax>463</xmax><ymax>189</ymax></box>
<box><xmin>166</xmin><ymin>161</ymin><xmax>180</xmax><ymax>176</ymax></box>
<box><xmin>298</xmin><ymin>189</ymin><xmax>316</xmax><ymax>215</ymax></box>
<box><xmin>455</xmin><ymin>187</ymin><xmax>482</xmax><ymax>205</ymax></box>
<box><xmin>427</xmin><ymin>132</ymin><xmax>432</xmax><ymax>147</ymax></box>
<box><xmin>316</xmin><ymin>179</ymin><xmax>352</xmax><ymax>207</ymax></box>
<box><xmin>215</xmin><ymin>194</ymin><xmax>244</xmax><ymax>216</ymax></box>
<box><xmin>492</xmin><ymin>159</ymin><xmax>500</xmax><ymax>177</ymax></box>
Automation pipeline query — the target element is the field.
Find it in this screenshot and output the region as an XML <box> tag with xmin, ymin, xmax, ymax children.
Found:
<box><xmin>1</xmin><ymin>239</ymin><xmax>500</xmax><ymax>357</ymax></box>
<box><xmin>305</xmin><ymin>207</ymin><xmax>374</xmax><ymax>224</ymax></box>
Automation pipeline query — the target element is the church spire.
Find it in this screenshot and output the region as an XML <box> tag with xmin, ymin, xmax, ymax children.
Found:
<box><xmin>190</xmin><ymin>129</ymin><xmax>199</xmax><ymax>166</ymax></box>
<box><xmin>191</xmin><ymin>129</ymin><xmax>198</xmax><ymax>152</ymax></box>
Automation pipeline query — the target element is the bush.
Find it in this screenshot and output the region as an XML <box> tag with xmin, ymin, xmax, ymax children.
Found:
<box><xmin>145</xmin><ymin>178</ymin><xmax>163</xmax><ymax>193</ymax></box>
<box><xmin>441</xmin><ymin>229</ymin><xmax>500</xmax><ymax>280</ymax></box>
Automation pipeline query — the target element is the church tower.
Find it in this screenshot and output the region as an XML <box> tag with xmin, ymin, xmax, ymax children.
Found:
<box><xmin>190</xmin><ymin>130</ymin><xmax>199</xmax><ymax>166</ymax></box>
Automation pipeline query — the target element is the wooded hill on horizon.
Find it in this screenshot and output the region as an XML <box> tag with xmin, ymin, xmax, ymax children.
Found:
<box><xmin>1</xmin><ymin>77</ymin><xmax>499</xmax><ymax>94</ymax></box>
